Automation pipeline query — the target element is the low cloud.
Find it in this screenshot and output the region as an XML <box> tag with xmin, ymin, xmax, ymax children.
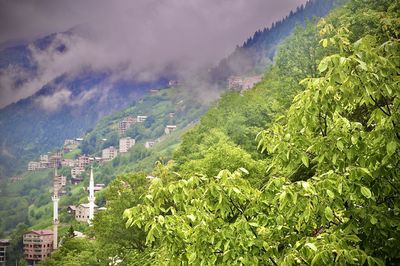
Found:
<box><xmin>0</xmin><ymin>0</ymin><xmax>307</xmax><ymax>108</ymax></box>
<box><xmin>34</xmin><ymin>85</ymin><xmax>100</xmax><ymax>111</ymax></box>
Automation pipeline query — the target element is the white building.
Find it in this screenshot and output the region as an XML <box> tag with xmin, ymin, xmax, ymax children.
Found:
<box><xmin>77</xmin><ymin>155</ymin><xmax>91</xmax><ymax>168</ymax></box>
<box><xmin>119</xmin><ymin>137</ymin><xmax>136</xmax><ymax>153</ymax></box>
<box><xmin>228</xmin><ymin>75</ymin><xmax>262</xmax><ymax>91</ymax></box>
<box><xmin>75</xmin><ymin>203</ymin><xmax>98</xmax><ymax>223</ymax></box>
<box><xmin>40</xmin><ymin>154</ymin><xmax>49</xmax><ymax>163</ymax></box>
<box><xmin>71</xmin><ymin>167</ymin><xmax>85</xmax><ymax>177</ymax></box>
<box><xmin>118</xmin><ymin>116</ymin><xmax>137</xmax><ymax>136</ymax></box>
<box><xmin>61</xmin><ymin>159</ymin><xmax>75</xmax><ymax>167</ymax></box>
<box><xmin>28</xmin><ymin>161</ymin><xmax>41</xmax><ymax>171</ymax></box>
<box><xmin>102</xmin><ymin>146</ymin><xmax>118</xmax><ymax>161</ymax></box>
<box><xmin>136</xmin><ymin>115</ymin><xmax>147</xmax><ymax>123</ymax></box>
<box><xmin>165</xmin><ymin>125</ymin><xmax>177</xmax><ymax>135</ymax></box>
<box><xmin>145</xmin><ymin>141</ymin><xmax>156</xmax><ymax>149</ymax></box>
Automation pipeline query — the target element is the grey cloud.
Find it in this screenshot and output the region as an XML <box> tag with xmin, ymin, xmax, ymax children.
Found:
<box><xmin>34</xmin><ymin>85</ymin><xmax>100</xmax><ymax>111</ymax></box>
<box><xmin>0</xmin><ymin>0</ymin><xmax>307</xmax><ymax>108</ymax></box>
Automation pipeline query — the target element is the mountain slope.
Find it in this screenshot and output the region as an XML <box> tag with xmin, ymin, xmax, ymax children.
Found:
<box><xmin>210</xmin><ymin>0</ymin><xmax>337</xmax><ymax>81</ymax></box>
<box><xmin>0</xmin><ymin>44</ymin><xmax>168</xmax><ymax>178</ymax></box>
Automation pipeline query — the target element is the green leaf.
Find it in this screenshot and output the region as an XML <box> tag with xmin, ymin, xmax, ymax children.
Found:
<box><xmin>187</xmin><ymin>214</ymin><xmax>196</xmax><ymax>222</ymax></box>
<box><xmin>301</xmin><ymin>154</ymin><xmax>309</xmax><ymax>168</ymax></box>
<box><xmin>305</xmin><ymin>243</ymin><xmax>318</xmax><ymax>251</ymax></box>
<box><xmin>232</xmin><ymin>187</ymin><xmax>241</xmax><ymax>194</ymax></box>
<box><xmin>239</xmin><ymin>167</ymin><xmax>249</xmax><ymax>175</ymax></box>
<box><xmin>338</xmin><ymin>183</ymin><xmax>343</xmax><ymax>195</ymax></box>
<box><xmin>188</xmin><ymin>252</ymin><xmax>197</xmax><ymax>264</ymax></box>
<box><xmin>386</xmin><ymin>141</ymin><xmax>397</xmax><ymax>156</ymax></box>
<box><xmin>318</xmin><ymin>60</ymin><xmax>329</xmax><ymax>72</ymax></box>
<box><xmin>325</xmin><ymin>206</ymin><xmax>334</xmax><ymax>221</ymax></box>
<box><xmin>370</xmin><ymin>216</ymin><xmax>378</xmax><ymax>225</ymax></box>
<box><xmin>361</xmin><ymin>186</ymin><xmax>372</xmax><ymax>199</ymax></box>
<box><xmin>326</xmin><ymin>189</ymin><xmax>335</xmax><ymax>199</ymax></box>
<box><xmin>337</xmin><ymin>140</ymin><xmax>344</xmax><ymax>151</ymax></box>
<box><xmin>322</xmin><ymin>39</ymin><xmax>328</xmax><ymax>48</ymax></box>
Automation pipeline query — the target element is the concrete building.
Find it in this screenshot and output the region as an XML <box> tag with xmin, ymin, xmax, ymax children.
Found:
<box><xmin>119</xmin><ymin>137</ymin><xmax>136</xmax><ymax>153</ymax></box>
<box><xmin>61</xmin><ymin>159</ymin><xmax>75</xmax><ymax>167</ymax></box>
<box><xmin>136</xmin><ymin>115</ymin><xmax>147</xmax><ymax>123</ymax></box>
<box><xmin>165</xmin><ymin>125</ymin><xmax>177</xmax><ymax>135</ymax></box>
<box><xmin>77</xmin><ymin>155</ymin><xmax>91</xmax><ymax>168</ymax></box>
<box><xmin>228</xmin><ymin>75</ymin><xmax>262</xmax><ymax>91</ymax></box>
<box><xmin>168</xmin><ymin>80</ymin><xmax>179</xmax><ymax>87</ymax></box>
<box><xmin>145</xmin><ymin>141</ymin><xmax>156</xmax><ymax>149</ymax></box>
<box><xmin>67</xmin><ymin>205</ymin><xmax>77</xmax><ymax>215</ymax></box>
<box><xmin>75</xmin><ymin>203</ymin><xmax>98</xmax><ymax>223</ymax></box>
<box><xmin>86</xmin><ymin>183</ymin><xmax>105</xmax><ymax>193</ymax></box>
<box><xmin>28</xmin><ymin>161</ymin><xmax>40</xmax><ymax>171</ymax></box>
<box><xmin>63</xmin><ymin>139</ymin><xmax>78</xmax><ymax>151</ymax></box>
<box><xmin>23</xmin><ymin>230</ymin><xmax>53</xmax><ymax>264</ymax></box>
<box><xmin>71</xmin><ymin>176</ymin><xmax>84</xmax><ymax>185</ymax></box>
<box><xmin>0</xmin><ymin>239</ymin><xmax>10</xmax><ymax>266</ymax></box>
<box><xmin>40</xmin><ymin>155</ymin><xmax>49</xmax><ymax>163</ymax></box>
<box><xmin>102</xmin><ymin>146</ymin><xmax>118</xmax><ymax>161</ymax></box>
<box><xmin>71</xmin><ymin>167</ymin><xmax>85</xmax><ymax>178</ymax></box>
<box><xmin>10</xmin><ymin>176</ymin><xmax>22</xmax><ymax>183</ymax></box>
<box><xmin>118</xmin><ymin>116</ymin><xmax>137</xmax><ymax>136</ymax></box>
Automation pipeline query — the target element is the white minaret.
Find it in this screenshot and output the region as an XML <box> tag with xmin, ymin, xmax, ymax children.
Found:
<box><xmin>88</xmin><ymin>166</ymin><xmax>95</xmax><ymax>225</ymax></box>
<box><xmin>52</xmin><ymin>168</ymin><xmax>59</xmax><ymax>249</ymax></box>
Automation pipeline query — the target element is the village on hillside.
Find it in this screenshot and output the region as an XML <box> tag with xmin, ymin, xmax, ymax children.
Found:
<box><xmin>2</xmin><ymin>76</ymin><xmax>261</xmax><ymax>265</ymax></box>
<box><xmin>4</xmin><ymin>112</ymin><xmax>179</xmax><ymax>264</ymax></box>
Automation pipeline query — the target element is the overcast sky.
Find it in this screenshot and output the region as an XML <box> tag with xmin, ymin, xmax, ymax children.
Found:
<box><xmin>0</xmin><ymin>0</ymin><xmax>307</xmax><ymax>108</ymax></box>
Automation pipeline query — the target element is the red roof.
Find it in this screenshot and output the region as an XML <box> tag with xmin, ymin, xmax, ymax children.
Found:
<box><xmin>28</xmin><ymin>230</ymin><xmax>53</xmax><ymax>236</ymax></box>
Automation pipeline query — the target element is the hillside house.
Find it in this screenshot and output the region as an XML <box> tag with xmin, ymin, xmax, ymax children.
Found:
<box><xmin>102</xmin><ymin>146</ymin><xmax>118</xmax><ymax>161</ymax></box>
<box><xmin>23</xmin><ymin>230</ymin><xmax>53</xmax><ymax>264</ymax></box>
<box><xmin>75</xmin><ymin>203</ymin><xmax>98</xmax><ymax>223</ymax></box>
<box><xmin>63</xmin><ymin>139</ymin><xmax>79</xmax><ymax>152</ymax></box>
<box><xmin>67</xmin><ymin>205</ymin><xmax>77</xmax><ymax>215</ymax></box>
<box><xmin>40</xmin><ymin>154</ymin><xmax>49</xmax><ymax>163</ymax></box>
<box><xmin>228</xmin><ymin>75</ymin><xmax>262</xmax><ymax>91</ymax></box>
<box><xmin>10</xmin><ymin>176</ymin><xmax>22</xmax><ymax>183</ymax></box>
<box><xmin>119</xmin><ymin>137</ymin><xmax>136</xmax><ymax>153</ymax></box>
<box><xmin>145</xmin><ymin>141</ymin><xmax>156</xmax><ymax>149</ymax></box>
<box><xmin>165</xmin><ymin>125</ymin><xmax>177</xmax><ymax>135</ymax></box>
<box><xmin>137</xmin><ymin>115</ymin><xmax>148</xmax><ymax>123</ymax></box>
<box><xmin>0</xmin><ymin>239</ymin><xmax>10</xmax><ymax>266</ymax></box>
<box><xmin>71</xmin><ymin>167</ymin><xmax>85</xmax><ymax>178</ymax></box>
<box><xmin>168</xmin><ymin>80</ymin><xmax>179</xmax><ymax>87</ymax></box>
<box><xmin>61</xmin><ymin>159</ymin><xmax>75</xmax><ymax>167</ymax></box>
<box><xmin>86</xmin><ymin>183</ymin><xmax>105</xmax><ymax>193</ymax></box>
<box><xmin>77</xmin><ymin>155</ymin><xmax>91</xmax><ymax>168</ymax></box>
<box><xmin>71</xmin><ymin>176</ymin><xmax>84</xmax><ymax>185</ymax></box>
<box><xmin>49</xmin><ymin>153</ymin><xmax>62</xmax><ymax>168</ymax></box>
<box><xmin>28</xmin><ymin>161</ymin><xmax>42</xmax><ymax>171</ymax></box>
<box><xmin>118</xmin><ymin>116</ymin><xmax>137</xmax><ymax>136</ymax></box>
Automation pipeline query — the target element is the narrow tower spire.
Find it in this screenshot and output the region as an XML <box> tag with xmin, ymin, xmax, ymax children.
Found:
<box><xmin>52</xmin><ymin>167</ymin><xmax>59</xmax><ymax>249</ymax></box>
<box><xmin>88</xmin><ymin>165</ymin><xmax>95</xmax><ymax>225</ymax></box>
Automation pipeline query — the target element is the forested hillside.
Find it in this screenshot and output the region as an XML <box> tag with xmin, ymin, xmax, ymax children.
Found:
<box><xmin>0</xmin><ymin>84</ymin><xmax>210</xmax><ymax>264</ymax></box>
<box><xmin>210</xmin><ymin>0</ymin><xmax>336</xmax><ymax>80</ymax></box>
<box><xmin>38</xmin><ymin>0</ymin><xmax>400</xmax><ymax>265</ymax></box>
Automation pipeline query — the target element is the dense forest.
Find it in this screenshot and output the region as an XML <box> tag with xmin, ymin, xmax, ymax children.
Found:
<box><xmin>34</xmin><ymin>0</ymin><xmax>400</xmax><ymax>265</ymax></box>
<box><xmin>210</xmin><ymin>0</ymin><xmax>337</xmax><ymax>80</ymax></box>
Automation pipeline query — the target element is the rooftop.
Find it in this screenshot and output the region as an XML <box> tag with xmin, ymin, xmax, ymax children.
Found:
<box><xmin>26</xmin><ymin>230</ymin><xmax>53</xmax><ymax>236</ymax></box>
